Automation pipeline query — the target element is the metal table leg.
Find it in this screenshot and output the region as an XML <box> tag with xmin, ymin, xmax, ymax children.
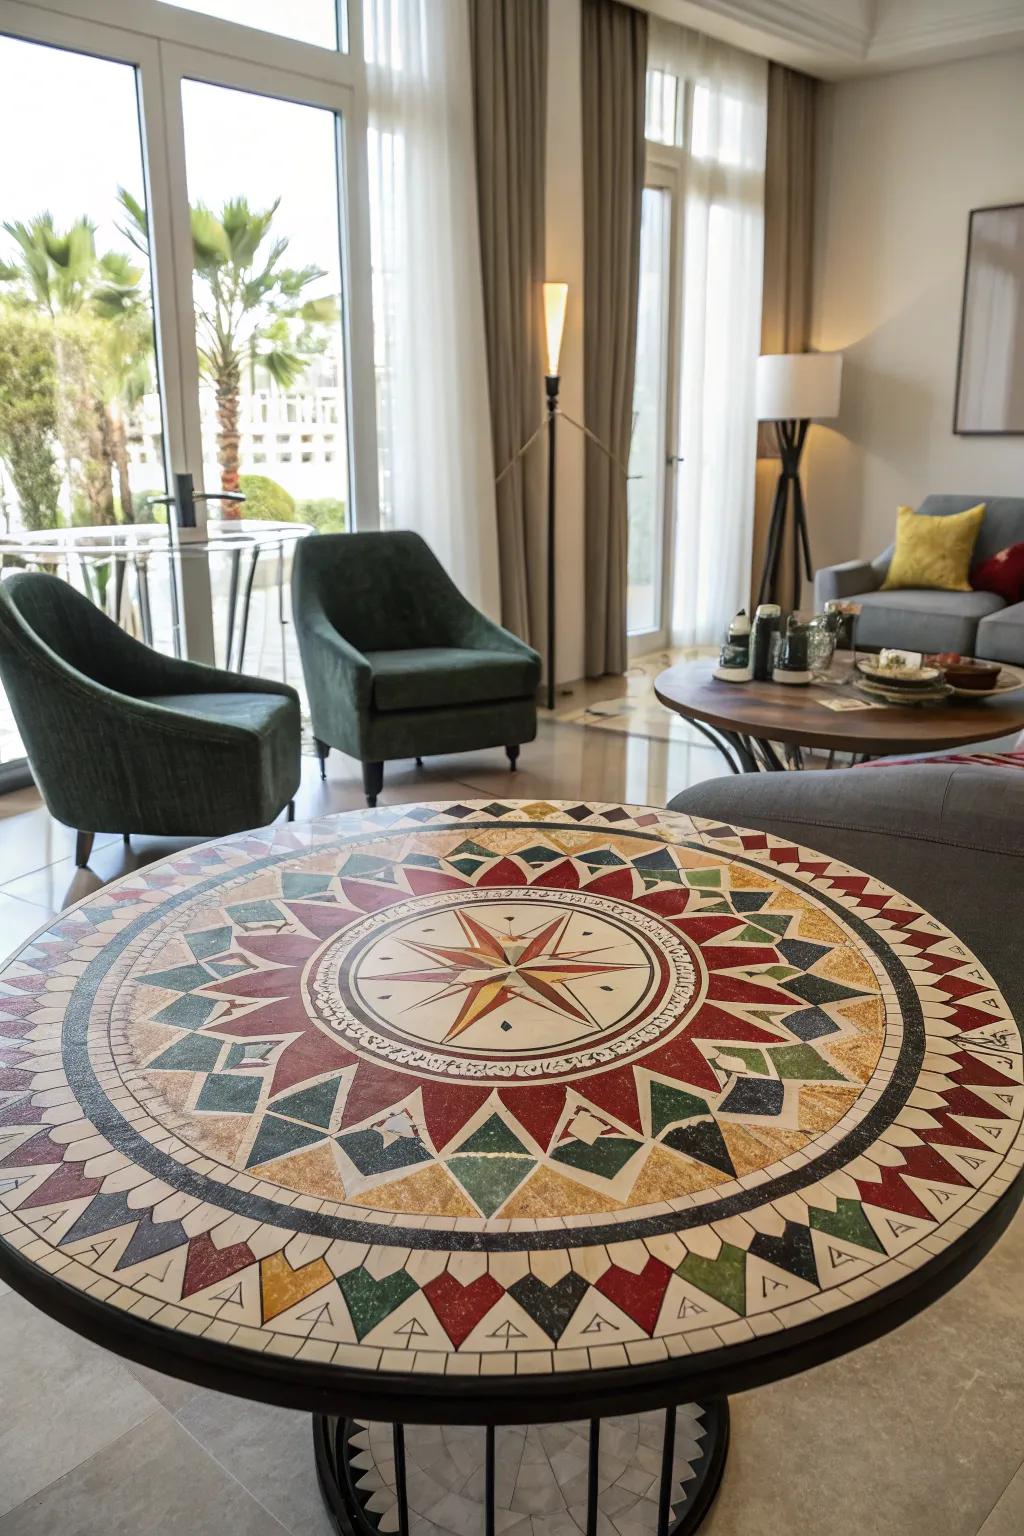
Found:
<box><xmin>234</xmin><ymin>545</ymin><xmax>261</xmax><ymax>673</ymax></box>
<box><xmin>224</xmin><ymin>547</ymin><xmax>242</xmax><ymax>670</ymax></box>
<box><xmin>313</xmin><ymin>1402</ymin><xmax>730</xmax><ymax>1536</ymax></box>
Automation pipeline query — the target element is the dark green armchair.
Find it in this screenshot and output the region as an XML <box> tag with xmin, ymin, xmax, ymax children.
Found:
<box><xmin>0</xmin><ymin>572</ymin><xmax>301</xmax><ymax>865</ymax></box>
<box><xmin>292</xmin><ymin>531</ymin><xmax>541</xmax><ymax>805</ymax></box>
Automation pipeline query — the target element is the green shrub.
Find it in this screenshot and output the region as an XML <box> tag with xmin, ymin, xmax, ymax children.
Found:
<box><xmin>238</xmin><ymin>474</ymin><xmax>298</xmax><ymax>522</ymax></box>
<box><xmin>135</xmin><ymin>492</ymin><xmax>166</xmax><ymax>523</ymax></box>
<box><xmin>297</xmin><ymin>497</ymin><xmax>347</xmax><ymax>533</ymax></box>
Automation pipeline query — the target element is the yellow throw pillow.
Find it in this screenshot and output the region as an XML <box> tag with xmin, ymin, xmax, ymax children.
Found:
<box><xmin>881</xmin><ymin>504</ymin><xmax>986</xmax><ymax>592</ymax></box>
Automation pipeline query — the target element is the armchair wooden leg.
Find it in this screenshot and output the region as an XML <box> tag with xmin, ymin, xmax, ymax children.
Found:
<box><xmin>123</xmin><ymin>833</ymin><xmax>131</xmax><ymax>846</ymax></box>
<box><xmin>75</xmin><ymin>831</ymin><xmax>95</xmax><ymax>868</ymax></box>
<box><xmin>415</xmin><ymin>757</ymin><xmax>424</xmax><ymax>768</ymax></box>
<box><xmin>315</xmin><ymin>739</ymin><xmax>330</xmax><ymax>781</ymax></box>
<box><xmin>287</xmin><ymin>801</ymin><xmax>296</xmax><ymax>822</ymax></box>
<box><xmin>363</xmin><ymin>761</ymin><xmax>384</xmax><ymax>808</ymax></box>
<box><xmin>506</xmin><ymin>745</ymin><xmax>520</xmax><ymax>771</ymax></box>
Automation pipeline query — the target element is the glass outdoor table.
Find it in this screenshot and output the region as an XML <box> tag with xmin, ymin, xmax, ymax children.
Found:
<box><xmin>0</xmin><ymin>517</ymin><xmax>309</xmax><ymax>667</ymax></box>
<box><xmin>0</xmin><ymin>800</ymin><xmax>1021</xmax><ymax>1535</ymax></box>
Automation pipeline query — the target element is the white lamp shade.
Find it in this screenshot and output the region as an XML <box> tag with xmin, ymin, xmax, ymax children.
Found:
<box><xmin>756</xmin><ymin>352</ymin><xmax>843</xmax><ymax>422</ymax></box>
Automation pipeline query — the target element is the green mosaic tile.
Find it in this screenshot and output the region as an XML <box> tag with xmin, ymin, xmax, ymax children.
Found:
<box><xmin>195</xmin><ymin>1072</ymin><xmax>262</xmax><ymax>1116</ymax></box>
<box><xmin>551</xmin><ymin>1136</ymin><xmax>642</xmax><ymax>1179</ymax></box>
<box><xmin>677</xmin><ymin>1240</ymin><xmax>747</xmax><ymax>1316</ymax></box>
<box><xmin>446</xmin><ymin>1155</ymin><xmax>533</xmax><ymax>1216</ymax></box>
<box><xmin>337</xmin><ymin>1266</ymin><xmax>418</xmax><ymax>1340</ymax></box>
<box><xmin>769</xmin><ymin>1044</ymin><xmax>847</xmax><ymax>1082</ymax></box>
<box><xmin>650</xmin><ymin>1081</ymin><xmax>711</xmax><ymax>1137</ymax></box>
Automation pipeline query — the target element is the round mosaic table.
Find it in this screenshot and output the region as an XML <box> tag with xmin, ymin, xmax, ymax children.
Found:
<box><xmin>1</xmin><ymin>800</ymin><xmax>1022</xmax><ymax>1536</ymax></box>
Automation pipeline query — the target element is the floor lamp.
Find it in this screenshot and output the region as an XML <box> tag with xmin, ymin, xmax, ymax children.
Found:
<box><xmin>755</xmin><ymin>352</ymin><xmax>843</xmax><ymax>609</ymax></box>
<box><xmin>542</xmin><ymin>282</ymin><xmax>568</xmax><ymax>712</ymax></box>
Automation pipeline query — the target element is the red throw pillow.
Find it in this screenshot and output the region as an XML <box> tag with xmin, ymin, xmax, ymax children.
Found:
<box><xmin>971</xmin><ymin>541</ymin><xmax>1024</xmax><ymax>603</ymax></box>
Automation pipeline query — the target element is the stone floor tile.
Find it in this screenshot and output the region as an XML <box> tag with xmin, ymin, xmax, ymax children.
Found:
<box><xmin>0</xmin><ymin>788</ymin><xmax>42</xmax><ymax>819</ymax></box>
<box><xmin>0</xmin><ymin>1295</ymin><xmax>155</xmax><ymax>1517</ymax></box>
<box><xmin>176</xmin><ymin>1387</ymin><xmax>333</xmax><ymax>1536</ymax></box>
<box><xmin>0</xmin><ymin>803</ymin><xmax>119</xmax><ymax>887</ymax></box>
<box><xmin>0</xmin><ymin>835</ymin><xmax>193</xmax><ymax>911</ymax></box>
<box><xmin>0</xmin><ymin>1411</ymin><xmax>292</xmax><ymax>1536</ymax></box>
<box><xmin>978</xmin><ymin>1461</ymin><xmax>1024</xmax><ymax>1536</ymax></box>
<box><xmin>0</xmin><ymin>893</ymin><xmax>56</xmax><ymax>959</ymax></box>
<box><xmin>122</xmin><ymin>1358</ymin><xmax>205</xmax><ymax>1414</ymax></box>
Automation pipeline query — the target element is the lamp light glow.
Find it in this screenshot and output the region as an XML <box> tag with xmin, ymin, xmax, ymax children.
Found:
<box><xmin>543</xmin><ymin>282</ymin><xmax>569</xmax><ymax>378</ymax></box>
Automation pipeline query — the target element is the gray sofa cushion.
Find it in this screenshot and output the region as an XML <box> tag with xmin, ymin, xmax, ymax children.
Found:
<box><xmin>849</xmin><ymin>587</ymin><xmax>1004</xmax><ymax>654</ymax></box>
<box><xmin>976</xmin><ymin>601</ymin><xmax>1024</xmax><ymax>665</ymax></box>
<box><xmin>668</xmin><ymin>764</ymin><xmax>1024</xmax><ymax>999</ymax></box>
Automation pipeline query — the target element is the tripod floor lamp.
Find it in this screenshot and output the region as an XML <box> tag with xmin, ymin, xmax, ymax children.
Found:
<box><xmin>755</xmin><ymin>352</ymin><xmax>843</xmax><ymax>610</ymax></box>
<box><xmin>542</xmin><ymin>281</ymin><xmax>568</xmax><ymax>712</ymax></box>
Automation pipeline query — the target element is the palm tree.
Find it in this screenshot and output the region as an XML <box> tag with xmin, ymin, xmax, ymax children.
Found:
<box><xmin>0</xmin><ymin>215</ymin><xmax>97</xmax><ymax>314</ymax></box>
<box><xmin>0</xmin><ymin>215</ymin><xmax>153</xmax><ymax>523</ymax></box>
<box><xmin>92</xmin><ymin>250</ymin><xmax>160</xmax><ymax>524</ymax></box>
<box><xmin>119</xmin><ymin>190</ymin><xmax>338</xmax><ymax>510</ymax></box>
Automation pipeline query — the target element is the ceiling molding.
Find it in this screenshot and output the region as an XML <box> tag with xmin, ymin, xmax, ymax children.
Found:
<box><xmin>642</xmin><ymin>0</ymin><xmax>1024</xmax><ymax>78</ymax></box>
<box><xmin>869</xmin><ymin>2</ymin><xmax>1024</xmax><ymax>62</ymax></box>
<box><xmin>675</xmin><ymin>0</ymin><xmax>870</xmax><ymax>59</ymax></box>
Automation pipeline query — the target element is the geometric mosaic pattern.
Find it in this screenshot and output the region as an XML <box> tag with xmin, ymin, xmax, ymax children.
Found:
<box><xmin>0</xmin><ymin>799</ymin><xmax>1021</xmax><ymax>1385</ymax></box>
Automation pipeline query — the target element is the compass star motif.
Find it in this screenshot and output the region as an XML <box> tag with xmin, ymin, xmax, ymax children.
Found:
<box><xmin>130</xmin><ymin>827</ymin><xmax>881</xmax><ymax>1207</ymax></box>
<box><xmin>364</xmin><ymin>909</ymin><xmax>645</xmax><ymax>1042</ymax></box>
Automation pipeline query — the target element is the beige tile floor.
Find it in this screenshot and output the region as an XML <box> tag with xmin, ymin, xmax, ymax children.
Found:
<box><xmin>0</xmin><ymin>703</ymin><xmax>1022</xmax><ymax>1536</ymax></box>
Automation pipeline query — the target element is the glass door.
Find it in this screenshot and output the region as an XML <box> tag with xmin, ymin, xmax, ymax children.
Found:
<box><xmin>627</xmin><ymin>176</ymin><xmax>679</xmax><ymax>655</ymax></box>
<box><xmin>0</xmin><ymin>2</ymin><xmax>376</xmax><ymax>784</ymax></box>
<box><xmin>173</xmin><ymin>66</ymin><xmax>357</xmax><ymax>680</ymax></box>
<box><xmin>0</xmin><ymin>25</ymin><xmax>174</xmax><ymax>781</ymax></box>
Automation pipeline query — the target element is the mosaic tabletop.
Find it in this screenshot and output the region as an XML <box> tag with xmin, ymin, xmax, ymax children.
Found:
<box><xmin>1</xmin><ymin>800</ymin><xmax>1022</xmax><ymax>1408</ymax></box>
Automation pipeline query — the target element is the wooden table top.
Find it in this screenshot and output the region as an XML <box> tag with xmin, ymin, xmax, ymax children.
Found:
<box><xmin>0</xmin><ymin>801</ymin><xmax>1021</xmax><ymax>1422</ymax></box>
<box><xmin>655</xmin><ymin>656</ymin><xmax>1024</xmax><ymax>755</ymax></box>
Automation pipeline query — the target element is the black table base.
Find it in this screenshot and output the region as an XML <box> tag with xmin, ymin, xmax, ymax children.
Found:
<box><xmin>314</xmin><ymin>1403</ymin><xmax>730</xmax><ymax>1536</ymax></box>
<box><xmin>687</xmin><ymin>718</ymin><xmax>874</xmax><ymax>775</ymax></box>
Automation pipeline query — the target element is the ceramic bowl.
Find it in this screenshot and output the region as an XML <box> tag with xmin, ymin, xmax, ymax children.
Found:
<box><xmin>943</xmin><ymin>660</ymin><xmax>1002</xmax><ymax>691</ymax></box>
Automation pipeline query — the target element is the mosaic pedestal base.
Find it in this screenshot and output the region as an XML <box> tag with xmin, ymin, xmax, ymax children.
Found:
<box><xmin>312</xmin><ymin>1406</ymin><xmax>730</xmax><ymax>1536</ymax></box>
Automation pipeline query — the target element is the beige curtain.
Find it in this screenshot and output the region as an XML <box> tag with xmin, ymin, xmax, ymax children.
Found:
<box><xmin>582</xmin><ymin>0</ymin><xmax>647</xmax><ymax>677</ymax></box>
<box><xmin>753</xmin><ymin>62</ymin><xmax>818</xmax><ymax>612</ymax></box>
<box><xmin>469</xmin><ymin>0</ymin><xmax>548</xmax><ymax>645</ymax></box>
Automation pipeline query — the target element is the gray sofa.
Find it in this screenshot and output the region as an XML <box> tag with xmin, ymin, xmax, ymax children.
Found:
<box><xmin>815</xmin><ymin>494</ymin><xmax>1024</xmax><ymax>661</ymax></box>
<box><xmin>669</xmin><ymin>763</ymin><xmax>1024</xmax><ymax>1000</ymax></box>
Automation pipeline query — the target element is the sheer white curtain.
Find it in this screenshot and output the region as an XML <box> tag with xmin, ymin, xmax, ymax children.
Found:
<box><xmin>364</xmin><ymin>0</ymin><xmax>500</xmax><ymax>617</ymax></box>
<box><xmin>648</xmin><ymin>22</ymin><xmax>767</xmax><ymax>646</ymax></box>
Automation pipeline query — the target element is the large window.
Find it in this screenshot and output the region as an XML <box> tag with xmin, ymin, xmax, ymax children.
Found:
<box><xmin>180</xmin><ymin>82</ymin><xmax>350</xmax><ymax>535</ymax></box>
<box><xmin>627</xmin><ymin>187</ymin><xmax>671</xmax><ymax>638</ymax></box>
<box><xmin>165</xmin><ymin>1</ymin><xmax>343</xmax><ymax>51</ymax></box>
<box><xmin>627</xmin><ymin>25</ymin><xmax>767</xmax><ymax>652</ymax></box>
<box><xmin>0</xmin><ymin>0</ymin><xmax>377</xmax><ymax>779</ymax></box>
<box><xmin>0</xmin><ymin>34</ymin><xmax>172</xmax><ymax>767</ymax></box>
<box><xmin>0</xmin><ymin>36</ymin><xmax>166</xmax><ymax>537</ymax></box>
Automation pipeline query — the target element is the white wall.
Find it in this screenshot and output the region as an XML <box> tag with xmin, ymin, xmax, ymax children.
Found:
<box><xmin>546</xmin><ymin>0</ymin><xmax>586</xmax><ymax>685</ymax></box>
<box><xmin>805</xmin><ymin>48</ymin><xmax>1024</xmax><ymax>571</ymax></box>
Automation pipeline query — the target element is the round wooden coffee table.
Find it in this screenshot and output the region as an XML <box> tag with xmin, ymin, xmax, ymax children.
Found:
<box><xmin>1</xmin><ymin>801</ymin><xmax>1022</xmax><ymax>1535</ymax></box>
<box><xmin>655</xmin><ymin>656</ymin><xmax>1024</xmax><ymax>772</ymax></box>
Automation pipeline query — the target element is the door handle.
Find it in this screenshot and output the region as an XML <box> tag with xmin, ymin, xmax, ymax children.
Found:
<box><xmin>144</xmin><ymin>477</ymin><xmax>246</xmax><ymax>531</ymax></box>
